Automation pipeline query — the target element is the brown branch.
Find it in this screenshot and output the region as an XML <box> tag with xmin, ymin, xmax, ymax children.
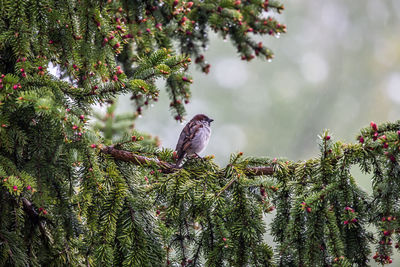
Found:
<box><xmin>100</xmin><ymin>146</ymin><xmax>274</xmax><ymax>176</ymax></box>
<box><xmin>21</xmin><ymin>197</ymin><xmax>40</xmax><ymax>223</ymax></box>
<box><xmin>100</xmin><ymin>145</ymin><xmax>178</xmax><ymax>173</ymax></box>
<box><xmin>244</xmin><ymin>166</ymin><xmax>274</xmax><ymax>176</ymax></box>
<box><xmin>21</xmin><ymin>197</ymin><xmax>50</xmax><ymax>248</ymax></box>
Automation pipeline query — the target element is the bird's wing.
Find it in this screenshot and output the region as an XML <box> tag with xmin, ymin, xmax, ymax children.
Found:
<box><xmin>176</xmin><ymin>122</ymin><xmax>202</xmax><ymax>156</ymax></box>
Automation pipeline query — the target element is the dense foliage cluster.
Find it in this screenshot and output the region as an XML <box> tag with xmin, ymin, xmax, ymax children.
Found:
<box><xmin>0</xmin><ymin>0</ymin><xmax>286</xmax><ymax>266</ymax></box>
<box><xmin>2</xmin><ymin>1</ymin><xmax>400</xmax><ymax>267</ymax></box>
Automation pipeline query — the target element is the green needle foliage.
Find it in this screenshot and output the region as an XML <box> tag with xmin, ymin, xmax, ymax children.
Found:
<box><xmin>1</xmin><ymin>1</ymin><xmax>400</xmax><ymax>267</ymax></box>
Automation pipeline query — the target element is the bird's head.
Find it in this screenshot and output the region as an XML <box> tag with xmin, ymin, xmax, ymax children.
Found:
<box><xmin>192</xmin><ymin>114</ymin><xmax>214</xmax><ymax>126</ymax></box>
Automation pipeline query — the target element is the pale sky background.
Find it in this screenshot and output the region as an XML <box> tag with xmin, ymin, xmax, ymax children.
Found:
<box><xmin>118</xmin><ymin>0</ymin><xmax>400</xmax><ymax>167</ymax></box>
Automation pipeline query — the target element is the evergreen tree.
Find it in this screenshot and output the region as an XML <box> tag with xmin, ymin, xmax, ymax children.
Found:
<box><xmin>0</xmin><ymin>1</ymin><xmax>399</xmax><ymax>267</ymax></box>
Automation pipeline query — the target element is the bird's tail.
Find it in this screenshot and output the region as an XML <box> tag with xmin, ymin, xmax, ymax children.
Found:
<box><xmin>175</xmin><ymin>152</ymin><xmax>186</xmax><ymax>168</ymax></box>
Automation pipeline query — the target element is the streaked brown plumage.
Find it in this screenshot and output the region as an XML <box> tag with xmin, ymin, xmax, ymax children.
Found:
<box><xmin>175</xmin><ymin>114</ymin><xmax>213</xmax><ymax>167</ymax></box>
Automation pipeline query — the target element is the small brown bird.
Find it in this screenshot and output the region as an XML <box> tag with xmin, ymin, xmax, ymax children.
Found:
<box><xmin>175</xmin><ymin>114</ymin><xmax>213</xmax><ymax>167</ymax></box>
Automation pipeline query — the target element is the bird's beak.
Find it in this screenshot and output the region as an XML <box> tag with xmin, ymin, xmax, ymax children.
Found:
<box><xmin>208</xmin><ymin>118</ymin><xmax>214</xmax><ymax>123</ymax></box>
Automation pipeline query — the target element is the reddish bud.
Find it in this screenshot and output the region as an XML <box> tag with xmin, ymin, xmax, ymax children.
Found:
<box><xmin>42</xmin><ymin>209</ymin><xmax>47</xmax><ymax>215</ymax></box>
<box><xmin>359</xmin><ymin>136</ymin><xmax>364</xmax><ymax>143</ymax></box>
<box><xmin>351</xmin><ymin>218</ymin><xmax>357</xmax><ymax>223</ymax></box>
<box><xmin>383</xmin><ymin>142</ymin><xmax>389</xmax><ymax>149</ymax></box>
<box><xmin>222</xmin><ymin>237</ymin><xmax>227</xmax><ymax>242</ymax></box>
<box><xmin>260</xmin><ymin>186</ymin><xmax>266</xmax><ymax>197</ymax></box>
<box><xmin>20</xmin><ymin>68</ymin><xmax>24</xmax><ymax>72</ymax></box>
<box><xmin>72</xmin><ymin>125</ymin><xmax>78</xmax><ymax>130</ymax></box>
<box><xmin>370</xmin><ymin>121</ymin><xmax>377</xmax><ymax>131</ymax></box>
<box><xmin>13</xmin><ymin>185</ymin><xmax>18</xmax><ymax>191</ymax></box>
<box><xmin>27</xmin><ymin>185</ymin><xmax>32</xmax><ymax>190</ymax></box>
<box><xmin>13</xmin><ymin>84</ymin><xmax>18</xmax><ymax>90</ymax></box>
<box><xmin>373</xmin><ymin>132</ymin><xmax>378</xmax><ymax>141</ymax></box>
<box><xmin>113</xmin><ymin>43</ymin><xmax>120</xmax><ymax>49</ymax></box>
<box><xmin>383</xmin><ymin>230</ymin><xmax>390</xmax><ymax>236</ymax></box>
<box><xmin>306</xmin><ymin>207</ymin><xmax>312</xmax><ymax>213</ymax></box>
<box><xmin>173</xmin><ymin>0</ymin><xmax>179</xmax><ymax>6</ymax></box>
<box><xmin>131</xmin><ymin>136</ymin><xmax>137</xmax><ymax>142</ymax></box>
<box><xmin>325</xmin><ymin>135</ymin><xmax>331</xmax><ymax>140</ymax></box>
<box><xmin>90</xmin><ymin>144</ymin><xmax>97</xmax><ymax>148</ymax></box>
<box><xmin>79</xmin><ymin>115</ymin><xmax>84</xmax><ymax>120</ymax></box>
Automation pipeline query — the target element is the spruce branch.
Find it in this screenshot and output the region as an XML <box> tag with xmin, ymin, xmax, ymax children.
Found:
<box><xmin>100</xmin><ymin>146</ymin><xmax>274</xmax><ymax>176</ymax></box>
<box><xmin>100</xmin><ymin>145</ymin><xmax>177</xmax><ymax>173</ymax></box>
<box><xmin>21</xmin><ymin>197</ymin><xmax>50</xmax><ymax>248</ymax></box>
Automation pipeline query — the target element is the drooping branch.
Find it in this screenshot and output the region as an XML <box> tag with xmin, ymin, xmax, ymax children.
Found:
<box><xmin>100</xmin><ymin>146</ymin><xmax>274</xmax><ymax>176</ymax></box>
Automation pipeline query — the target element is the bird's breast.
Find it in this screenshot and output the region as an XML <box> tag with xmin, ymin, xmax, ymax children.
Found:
<box><xmin>189</xmin><ymin>126</ymin><xmax>211</xmax><ymax>154</ymax></box>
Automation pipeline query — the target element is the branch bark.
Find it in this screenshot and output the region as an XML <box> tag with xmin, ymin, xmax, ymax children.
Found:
<box><xmin>100</xmin><ymin>146</ymin><xmax>274</xmax><ymax>176</ymax></box>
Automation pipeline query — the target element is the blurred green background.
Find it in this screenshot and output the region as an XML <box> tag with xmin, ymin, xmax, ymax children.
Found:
<box><xmin>119</xmin><ymin>0</ymin><xmax>400</xmax><ymax>166</ymax></box>
<box><xmin>115</xmin><ymin>1</ymin><xmax>400</xmax><ymax>262</ymax></box>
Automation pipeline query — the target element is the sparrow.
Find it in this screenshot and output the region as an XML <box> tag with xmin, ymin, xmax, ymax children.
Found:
<box><xmin>175</xmin><ymin>114</ymin><xmax>214</xmax><ymax>167</ymax></box>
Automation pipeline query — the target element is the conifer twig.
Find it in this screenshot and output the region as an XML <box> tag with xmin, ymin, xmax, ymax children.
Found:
<box><xmin>100</xmin><ymin>146</ymin><xmax>274</xmax><ymax>176</ymax></box>
<box><xmin>217</xmin><ymin>177</ymin><xmax>237</xmax><ymax>197</ymax></box>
